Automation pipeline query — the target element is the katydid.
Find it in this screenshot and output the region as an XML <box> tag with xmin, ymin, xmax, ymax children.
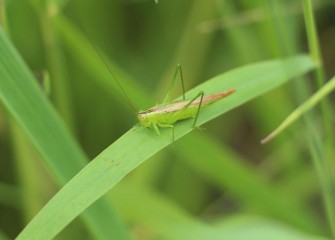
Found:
<box><xmin>92</xmin><ymin>42</ymin><xmax>235</xmax><ymax>138</ymax></box>
<box><xmin>136</xmin><ymin>64</ymin><xmax>235</xmax><ymax>136</ymax></box>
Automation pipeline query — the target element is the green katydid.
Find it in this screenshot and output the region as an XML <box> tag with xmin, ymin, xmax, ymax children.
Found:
<box><xmin>111</xmin><ymin>64</ymin><xmax>235</xmax><ymax>139</ymax></box>
<box><xmin>135</xmin><ymin>64</ymin><xmax>235</xmax><ymax>136</ymax></box>
<box><xmin>91</xmin><ymin>38</ymin><xmax>235</xmax><ymax>138</ymax></box>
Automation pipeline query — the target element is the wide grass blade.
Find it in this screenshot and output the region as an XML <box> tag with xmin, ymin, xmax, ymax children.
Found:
<box><xmin>16</xmin><ymin>54</ymin><xmax>315</xmax><ymax>239</ymax></box>
<box><xmin>0</xmin><ymin>28</ymin><xmax>129</xmax><ymax>239</ymax></box>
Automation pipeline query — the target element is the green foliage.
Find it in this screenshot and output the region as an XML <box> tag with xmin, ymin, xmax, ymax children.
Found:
<box><xmin>0</xmin><ymin>0</ymin><xmax>334</xmax><ymax>239</ymax></box>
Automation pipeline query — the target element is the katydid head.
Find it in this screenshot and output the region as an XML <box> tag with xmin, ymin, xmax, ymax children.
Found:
<box><xmin>136</xmin><ymin>112</ymin><xmax>151</xmax><ymax>127</ymax></box>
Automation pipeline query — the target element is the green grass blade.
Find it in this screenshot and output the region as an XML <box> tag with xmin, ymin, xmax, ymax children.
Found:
<box><xmin>213</xmin><ymin>215</ymin><xmax>329</xmax><ymax>240</ymax></box>
<box><xmin>302</xmin><ymin>0</ymin><xmax>334</xmax><ymax>158</ymax></box>
<box><xmin>0</xmin><ymin>28</ymin><xmax>129</xmax><ymax>239</ymax></box>
<box><xmin>177</xmin><ymin>132</ymin><xmax>324</xmax><ymax>233</ymax></box>
<box><xmin>16</xmin><ymin>54</ymin><xmax>316</xmax><ymax>239</ymax></box>
<box><xmin>111</xmin><ymin>183</ymin><xmax>216</xmax><ymax>240</ymax></box>
<box><xmin>302</xmin><ymin>2</ymin><xmax>335</xmax><ymax>236</ymax></box>
<box><xmin>111</xmin><ymin>183</ymin><xmax>328</xmax><ymax>240</ymax></box>
<box><xmin>0</xmin><ymin>182</ymin><xmax>20</xmax><ymax>208</ymax></box>
<box><xmin>262</xmin><ymin>76</ymin><xmax>335</xmax><ymax>143</ymax></box>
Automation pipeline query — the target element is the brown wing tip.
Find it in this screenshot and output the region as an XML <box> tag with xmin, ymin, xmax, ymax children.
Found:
<box><xmin>219</xmin><ymin>89</ymin><xmax>236</xmax><ymax>97</ymax></box>
<box><xmin>225</xmin><ymin>89</ymin><xmax>236</xmax><ymax>95</ymax></box>
<box><xmin>203</xmin><ymin>89</ymin><xmax>236</xmax><ymax>103</ymax></box>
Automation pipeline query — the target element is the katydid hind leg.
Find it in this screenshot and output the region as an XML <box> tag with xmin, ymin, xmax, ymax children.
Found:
<box><xmin>162</xmin><ymin>64</ymin><xmax>185</xmax><ymax>104</ymax></box>
<box><xmin>171</xmin><ymin>91</ymin><xmax>205</xmax><ymax>128</ymax></box>
<box><xmin>192</xmin><ymin>91</ymin><xmax>204</xmax><ymax>128</ymax></box>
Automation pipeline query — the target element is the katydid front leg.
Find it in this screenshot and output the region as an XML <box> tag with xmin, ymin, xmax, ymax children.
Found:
<box><xmin>158</xmin><ymin>123</ymin><xmax>175</xmax><ymax>142</ymax></box>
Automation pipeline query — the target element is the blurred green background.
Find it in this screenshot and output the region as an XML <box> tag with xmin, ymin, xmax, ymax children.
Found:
<box><xmin>0</xmin><ymin>0</ymin><xmax>335</xmax><ymax>239</ymax></box>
